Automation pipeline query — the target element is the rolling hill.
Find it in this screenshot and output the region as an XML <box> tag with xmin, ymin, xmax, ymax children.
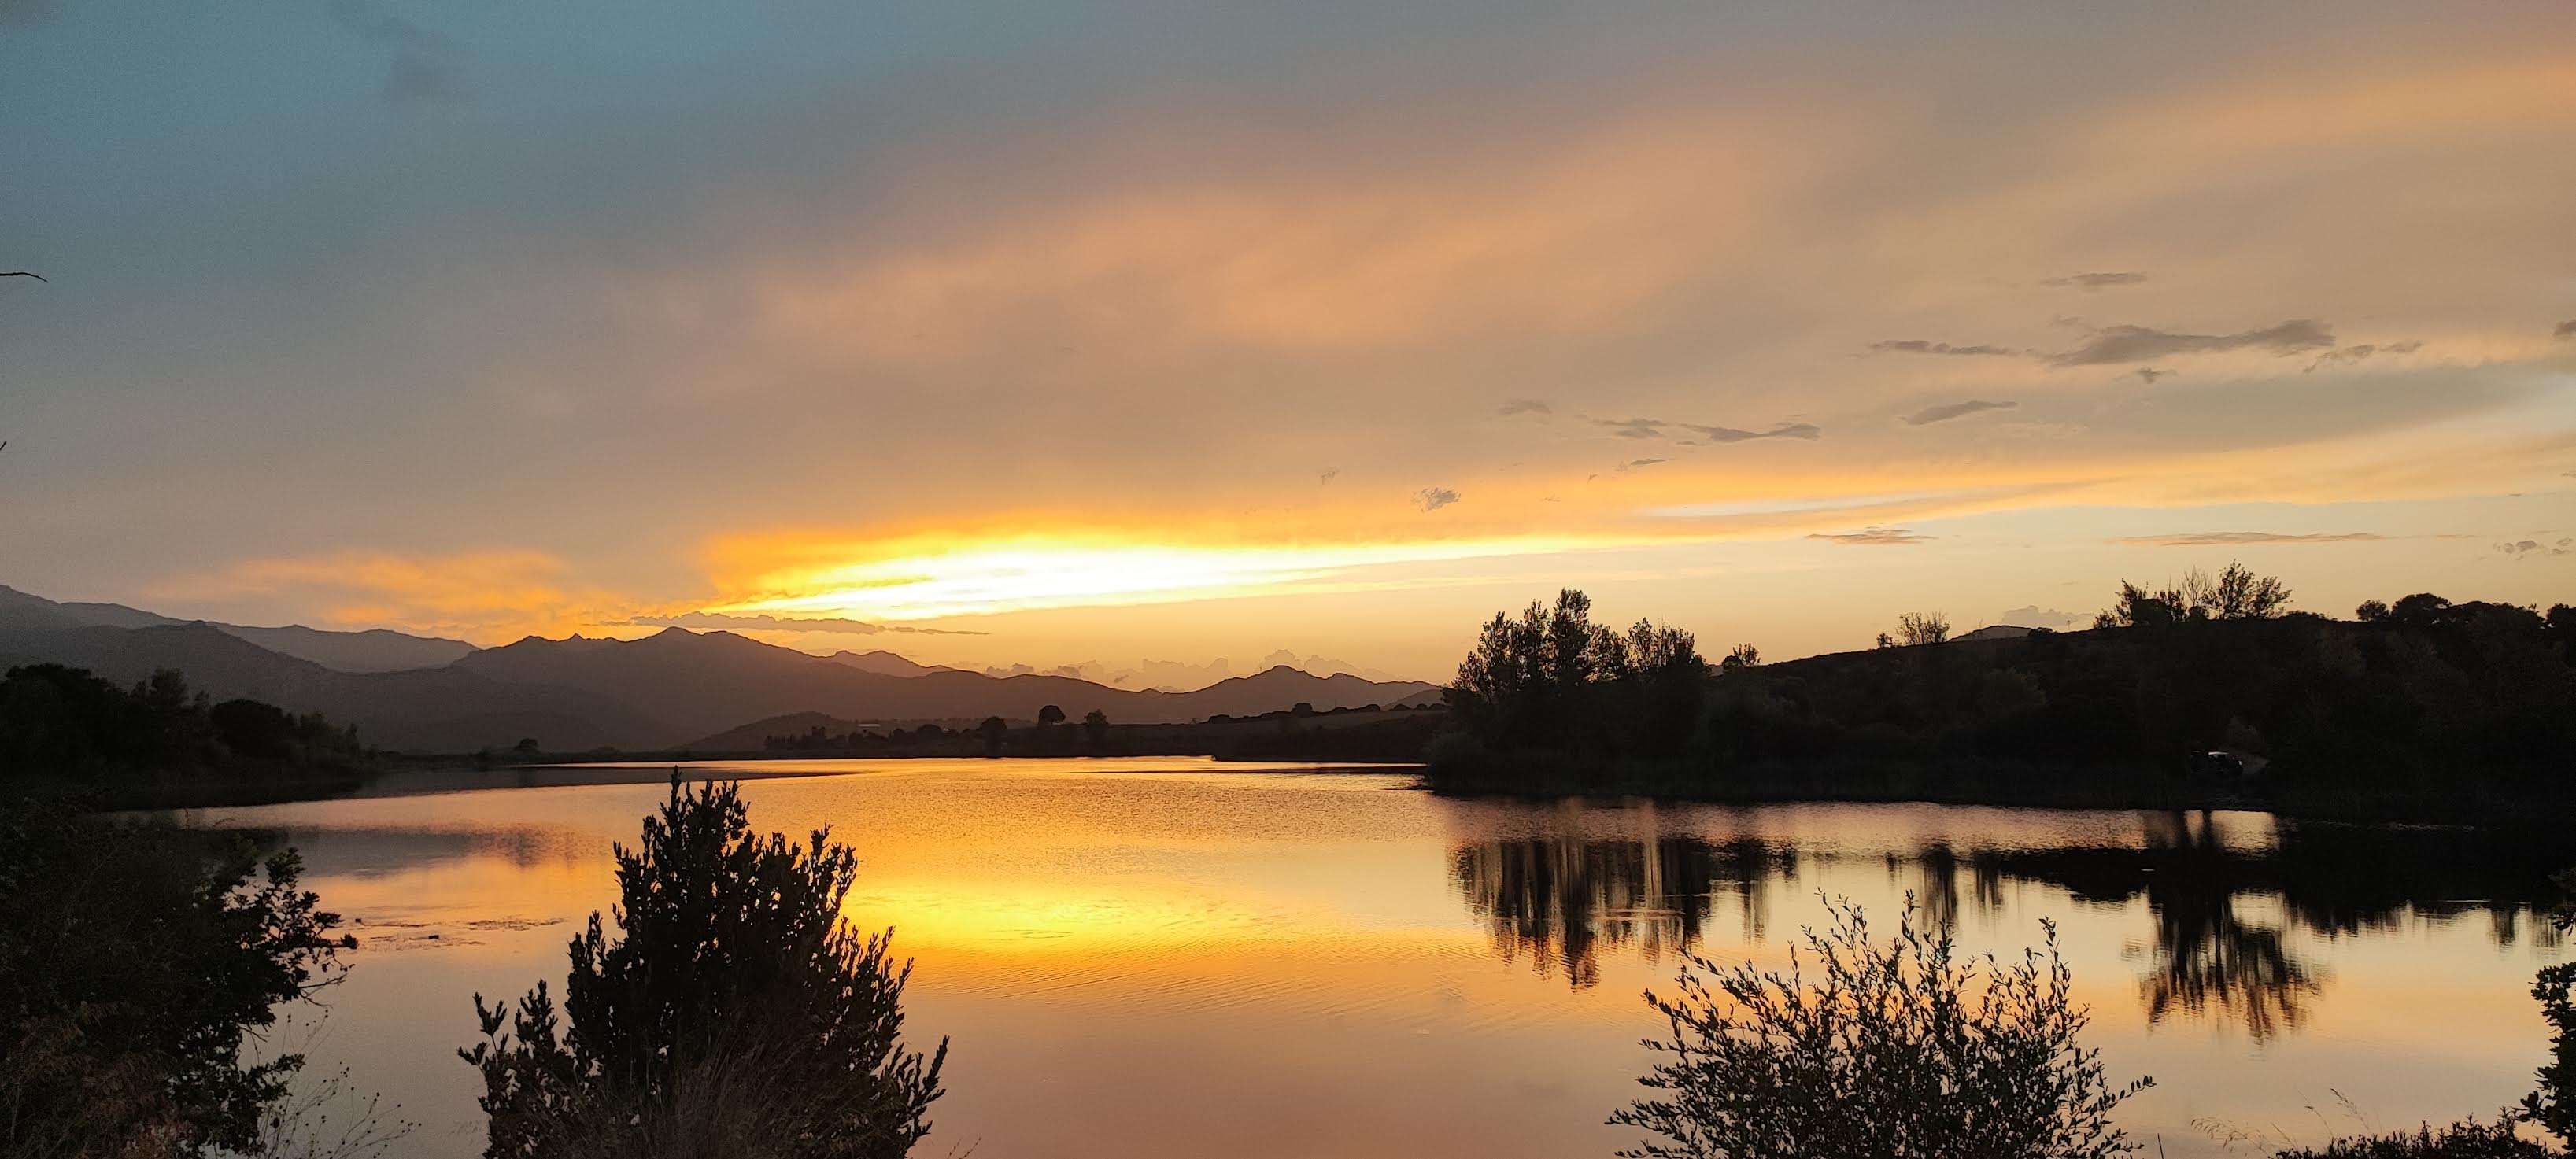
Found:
<box><xmin>0</xmin><ymin>585</ymin><xmax>475</xmax><ymax>673</ymax></box>
<box><xmin>0</xmin><ymin>600</ymin><xmax>1443</xmax><ymax>754</ymax></box>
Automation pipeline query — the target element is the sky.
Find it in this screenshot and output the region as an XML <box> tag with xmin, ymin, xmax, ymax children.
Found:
<box><xmin>3</xmin><ymin>0</ymin><xmax>2573</xmax><ymax>681</ymax></box>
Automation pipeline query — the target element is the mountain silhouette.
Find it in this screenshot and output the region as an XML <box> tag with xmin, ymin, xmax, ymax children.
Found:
<box><xmin>0</xmin><ymin>585</ymin><xmax>474</xmax><ymax>673</ymax></box>
<box><xmin>458</xmin><ymin>629</ymin><xmax>1441</xmax><ymax>739</ymax></box>
<box><xmin>825</xmin><ymin>649</ymin><xmax>959</xmax><ymax>677</ymax></box>
<box><xmin>0</xmin><ymin>588</ymin><xmax>1442</xmax><ymax>753</ymax></box>
<box><xmin>0</xmin><ymin>622</ymin><xmax>671</xmax><ymax>751</ymax></box>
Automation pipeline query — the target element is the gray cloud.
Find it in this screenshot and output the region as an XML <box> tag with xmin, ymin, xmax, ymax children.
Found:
<box><xmin>2042</xmin><ymin>271</ymin><xmax>2149</xmax><ymax>290</ymax></box>
<box><xmin>1594</xmin><ymin>417</ymin><xmax>1669</xmax><ymax>439</ymax></box>
<box><xmin>1867</xmin><ymin>339</ymin><xmax>2020</xmax><ymax>357</ymax></box>
<box><xmin>2109</xmin><ymin>531</ymin><xmax>2386</xmax><ymax>547</ymax></box>
<box><xmin>1494</xmin><ymin>398</ymin><xmax>1553</xmax><ymax>418</ymax></box>
<box><xmin>383</xmin><ymin>51</ymin><xmax>468</xmax><ymax>108</ymax></box>
<box><xmin>330</xmin><ymin>0</ymin><xmax>469</xmax><ymax>109</ymax></box>
<box><xmin>2556</xmin><ymin>320</ymin><xmax>2576</xmax><ymax>339</ymax></box>
<box><xmin>1415</xmin><ymin>486</ymin><xmax>1461</xmax><ymax>511</ymax></box>
<box><xmin>1902</xmin><ymin>399</ymin><xmax>2017</xmax><ymax>426</ymax></box>
<box><xmin>1808</xmin><ymin>527</ymin><xmax>1929</xmax><ymax>545</ymax></box>
<box><xmin>2133</xmin><ymin>367</ymin><xmax>2172</xmax><ymax>384</ymax></box>
<box><xmin>2496</xmin><ymin>538</ymin><xmax>2574</xmax><ymax>559</ymax></box>
<box><xmin>1619</xmin><ymin>457</ymin><xmax>1668</xmax><ymax>471</ymax></box>
<box><xmin>2306</xmin><ymin>340</ymin><xmax>2422</xmax><ymax>372</ymax></box>
<box><xmin>623</xmin><ymin>612</ymin><xmax>987</xmax><ymax>636</ymax></box>
<box><xmin>1318</xmin><ymin>467</ymin><xmax>1340</xmax><ymax>485</ymax></box>
<box><xmin>1684</xmin><ymin>422</ymin><xmax>1822</xmax><ymax>442</ymax></box>
<box><xmin>2050</xmin><ymin>319</ymin><xmax>2334</xmax><ymax>366</ymax></box>
<box><xmin>1998</xmin><ymin>605</ymin><xmax>2086</xmax><ymax>629</ymax></box>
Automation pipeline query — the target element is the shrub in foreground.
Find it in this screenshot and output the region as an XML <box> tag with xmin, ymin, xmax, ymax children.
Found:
<box><xmin>462</xmin><ymin>777</ymin><xmax>946</xmax><ymax>1159</ymax></box>
<box><xmin>2269</xmin><ymin>1116</ymin><xmax>2552</xmax><ymax>1158</ymax></box>
<box><xmin>1612</xmin><ymin>895</ymin><xmax>2150</xmax><ymax>1159</ymax></box>
<box><xmin>0</xmin><ymin>798</ymin><xmax>353</xmax><ymax>1158</ymax></box>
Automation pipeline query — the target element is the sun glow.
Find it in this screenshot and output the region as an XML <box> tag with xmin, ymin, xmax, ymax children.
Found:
<box><xmin>708</xmin><ymin>536</ymin><xmax>1600</xmax><ymax>622</ymax></box>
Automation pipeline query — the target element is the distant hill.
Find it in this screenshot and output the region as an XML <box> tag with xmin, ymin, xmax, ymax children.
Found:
<box><xmin>460</xmin><ymin>629</ymin><xmax>1443</xmax><ymax>739</ymax></box>
<box><xmin>0</xmin><ymin>587</ymin><xmax>1444</xmax><ymax>754</ymax></box>
<box><xmin>213</xmin><ymin>623</ymin><xmax>477</xmax><ymax>673</ymax></box>
<box><xmin>0</xmin><ymin>585</ymin><xmax>475</xmax><ymax>674</ymax></box>
<box><xmin>0</xmin><ymin>623</ymin><xmax>675</xmax><ymax>752</ymax></box>
<box><xmin>0</xmin><ymin>585</ymin><xmax>176</xmax><ymax>632</ymax></box>
<box><xmin>825</xmin><ymin>649</ymin><xmax>959</xmax><ymax>677</ymax></box>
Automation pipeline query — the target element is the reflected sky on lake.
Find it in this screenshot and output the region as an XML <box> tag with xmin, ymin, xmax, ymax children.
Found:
<box><xmin>172</xmin><ymin>760</ymin><xmax>2567</xmax><ymax>1158</ymax></box>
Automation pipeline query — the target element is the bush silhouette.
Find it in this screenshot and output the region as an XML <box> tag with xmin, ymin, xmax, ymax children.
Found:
<box><xmin>1612</xmin><ymin>895</ymin><xmax>2149</xmax><ymax>1159</ymax></box>
<box><xmin>0</xmin><ymin>799</ymin><xmax>353</xmax><ymax>1157</ymax></box>
<box><xmin>462</xmin><ymin>777</ymin><xmax>945</xmax><ymax>1159</ymax></box>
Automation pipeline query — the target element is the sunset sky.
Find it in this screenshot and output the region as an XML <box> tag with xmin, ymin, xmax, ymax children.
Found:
<box><xmin>4</xmin><ymin>0</ymin><xmax>2572</xmax><ymax>680</ymax></box>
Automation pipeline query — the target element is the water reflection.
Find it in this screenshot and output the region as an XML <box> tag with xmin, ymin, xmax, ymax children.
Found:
<box><xmin>1453</xmin><ymin>836</ymin><xmax>1768</xmax><ymax>987</ymax></box>
<box><xmin>1450</xmin><ymin>808</ymin><xmax>2563</xmax><ymax>1039</ymax></box>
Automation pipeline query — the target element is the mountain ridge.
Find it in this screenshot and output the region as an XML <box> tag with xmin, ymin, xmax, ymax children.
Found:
<box><xmin>0</xmin><ymin>605</ymin><xmax>1443</xmax><ymax>753</ymax></box>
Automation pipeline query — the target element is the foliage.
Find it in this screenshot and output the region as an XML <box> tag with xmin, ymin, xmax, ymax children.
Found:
<box><xmin>1720</xmin><ymin>644</ymin><xmax>1761</xmax><ymax>671</ymax></box>
<box><xmin>0</xmin><ymin>797</ymin><xmax>354</xmax><ymax>1157</ymax></box>
<box><xmin>2268</xmin><ymin>1116</ymin><xmax>2552</xmax><ymax>1158</ymax></box>
<box><xmin>2526</xmin><ymin>963</ymin><xmax>2576</xmax><ymax>1141</ymax></box>
<box><xmin>1445</xmin><ymin>589</ymin><xmax>1706</xmax><ymax>759</ymax></box>
<box><xmin>0</xmin><ymin>664</ymin><xmax>365</xmax><ymax>784</ymax></box>
<box><xmin>1429</xmin><ymin>561</ymin><xmax>2575</xmax><ymax>816</ymax></box>
<box><xmin>461</xmin><ymin>777</ymin><xmax>946</xmax><ymax>1159</ymax></box>
<box><xmin>1894</xmin><ymin>612</ymin><xmax>1951</xmax><ymax>647</ymax></box>
<box><xmin>2096</xmin><ymin>562</ymin><xmax>2290</xmax><ymax>628</ymax></box>
<box><xmin>1611</xmin><ymin>895</ymin><xmax>2150</xmax><ymax>1159</ymax></box>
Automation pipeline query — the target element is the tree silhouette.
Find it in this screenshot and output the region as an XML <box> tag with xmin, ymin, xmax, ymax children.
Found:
<box><xmin>977</xmin><ymin>716</ymin><xmax>1007</xmax><ymax>755</ymax></box>
<box><xmin>1036</xmin><ymin>704</ymin><xmax>1065</xmax><ymax>728</ymax></box>
<box><xmin>462</xmin><ymin>778</ymin><xmax>945</xmax><ymax>1159</ymax></box>
<box><xmin>1894</xmin><ymin>611</ymin><xmax>1950</xmax><ymax>646</ymax></box>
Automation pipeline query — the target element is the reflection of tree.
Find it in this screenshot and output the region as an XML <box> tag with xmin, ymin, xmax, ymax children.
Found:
<box><xmin>2137</xmin><ymin>888</ymin><xmax>2316</xmax><ymax>1041</ymax></box>
<box><xmin>1451</xmin><ymin>836</ymin><xmax>1776</xmax><ymax>987</ymax></box>
<box><xmin>1447</xmin><ymin>807</ymin><xmax>2560</xmax><ymax>1037</ymax></box>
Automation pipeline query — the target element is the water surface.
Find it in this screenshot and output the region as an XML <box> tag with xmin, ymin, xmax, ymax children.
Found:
<box><xmin>172</xmin><ymin>758</ymin><xmax>2567</xmax><ymax>1157</ymax></box>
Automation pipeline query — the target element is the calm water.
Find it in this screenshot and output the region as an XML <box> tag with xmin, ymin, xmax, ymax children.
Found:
<box><xmin>168</xmin><ymin>759</ymin><xmax>2567</xmax><ymax>1158</ymax></box>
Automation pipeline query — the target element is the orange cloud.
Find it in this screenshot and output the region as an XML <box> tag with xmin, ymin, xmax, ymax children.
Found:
<box><xmin>147</xmin><ymin>549</ymin><xmax>653</xmax><ymax>643</ymax></box>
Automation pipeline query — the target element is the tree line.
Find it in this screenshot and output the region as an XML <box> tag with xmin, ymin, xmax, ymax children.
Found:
<box><xmin>1432</xmin><ymin>566</ymin><xmax>2576</xmax><ymax>818</ymax></box>
<box><xmin>0</xmin><ymin>664</ymin><xmax>369</xmax><ymax>797</ymax></box>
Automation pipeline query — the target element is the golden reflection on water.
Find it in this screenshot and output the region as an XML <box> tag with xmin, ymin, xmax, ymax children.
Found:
<box><xmin>178</xmin><ymin>759</ymin><xmax>2567</xmax><ymax>1159</ymax></box>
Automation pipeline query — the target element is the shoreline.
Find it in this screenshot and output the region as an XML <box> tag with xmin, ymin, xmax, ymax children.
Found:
<box><xmin>1419</xmin><ymin>752</ymin><xmax>2576</xmax><ymax>828</ymax></box>
<box><xmin>89</xmin><ymin>749</ymin><xmax>2568</xmax><ymax>831</ymax></box>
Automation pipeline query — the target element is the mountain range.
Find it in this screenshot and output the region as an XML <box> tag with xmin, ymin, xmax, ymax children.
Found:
<box><xmin>0</xmin><ymin>585</ymin><xmax>1443</xmax><ymax>753</ymax></box>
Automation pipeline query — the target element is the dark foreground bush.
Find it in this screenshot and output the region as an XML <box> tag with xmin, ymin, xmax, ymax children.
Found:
<box><xmin>2271</xmin><ymin>1117</ymin><xmax>2552</xmax><ymax>1158</ymax></box>
<box><xmin>462</xmin><ymin>777</ymin><xmax>946</xmax><ymax>1159</ymax></box>
<box><xmin>0</xmin><ymin>798</ymin><xmax>353</xmax><ymax>1158</ymax></box>
<box><xmin>1612</xmin><ymin>895</ymin><xmax>2150</xmax><ymax>1158</ymax></box>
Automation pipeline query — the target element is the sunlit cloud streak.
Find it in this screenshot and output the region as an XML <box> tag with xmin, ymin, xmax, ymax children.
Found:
<box><xmin>1902</xmin><ymin>400</ymin><xmax>2017</xmax><ymax>426</ymax></box>
<box><xmin>2108</xmin><ymin>532</ymin><xmax>2389</xmax><ymax>547</ymax></box>
<box><xmin>2049</xmin><ymin>319</ymin><xmax>2334</xmax><ymax>366</ymax></box>
<box><xmin>704</xmin><ymin>535</ymin><xmax>1635</xmax><ymax>622</ymax></box>
<box><xmin>1807</xmin><ymin>527</ymin><xmax>1930</xmax><ymax>545</ymax></box>
<box><xmin>1867</xmin><ymin>339</ymin><xmax>2019</xmax><ymax>357</ymax></box>
<box><xmin>622</xmin><ymin>611</ymin><xmax>985</xmax><ymax>636</ymax></box>
<box><xmin>2042</xmin><ymin>272</ymin><xmax>2148</xmax><ymax>290</ymax></box>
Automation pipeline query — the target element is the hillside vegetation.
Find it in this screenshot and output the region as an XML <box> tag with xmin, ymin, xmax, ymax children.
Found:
<box><xmin>1428</xmin><ymin>569</ymin><xmax>2576</xmax><ymax>820</ymax></box>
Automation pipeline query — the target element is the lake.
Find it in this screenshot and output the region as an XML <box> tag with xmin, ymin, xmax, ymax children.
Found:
<box><xmin>166</xmin><ymin>758</ymin><xmax>2568</xmax><ymax>1157</ymax></box>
